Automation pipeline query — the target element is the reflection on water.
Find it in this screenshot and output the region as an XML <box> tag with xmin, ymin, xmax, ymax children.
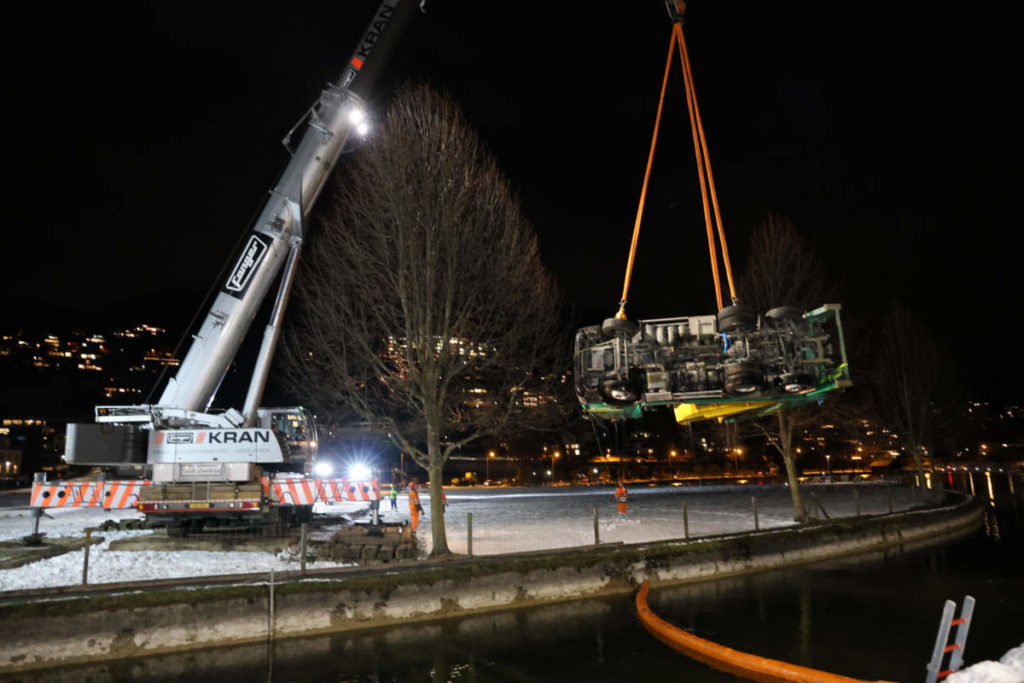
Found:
<box><xmin>13</xmin><ymin>475</ymin><xmax>1022</xmax><ymax>683</ymax></box>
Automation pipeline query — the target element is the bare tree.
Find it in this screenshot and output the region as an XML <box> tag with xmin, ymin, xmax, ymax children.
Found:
<box><xmin>739</xmin><ymin>213</ymin><xmax>827</xmax><ymax>314</ymax></box>
<box><xmin>874</xmin><ymin>302</ymin><xmax>941</xmax><ymax>486</ymax></box>
<box><xmin>740</xmin><ymin>213</ymin><xmax>831</xmax><ymax>523</ymax></box>
<box><xmin>285</xmin><ymin>84</ymin><xmax>563</xmax><ymax>557</ymax></box>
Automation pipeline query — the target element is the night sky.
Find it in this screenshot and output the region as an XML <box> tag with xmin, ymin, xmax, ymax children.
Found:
<box><xmin>3</xmin><ymin>2</ymin><xmax>1019</xmax><ymax>400</ymax></box>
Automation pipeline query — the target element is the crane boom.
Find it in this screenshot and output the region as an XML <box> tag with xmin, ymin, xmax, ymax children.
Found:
<box><xmin>161</xmin><ymin>0</ymin><xmax>418</xmax><ymax>415</ymax></box>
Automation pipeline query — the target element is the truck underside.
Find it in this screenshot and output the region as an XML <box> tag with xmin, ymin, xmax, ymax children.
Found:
<box><xmin>574</xmin><ymin>304</ymin><xmax>851</xmax><ymax>423</ymax></box>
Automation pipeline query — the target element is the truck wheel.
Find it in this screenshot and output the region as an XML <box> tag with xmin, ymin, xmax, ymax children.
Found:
<box><xmin>598</xmin><ymin>378</ymin><xmax>641</xmax><ymax>405</ymax></box>
<box><xmin>717</xmin><ymin>304</ymin><xmax>757</xmax><ymax>333</ymax></box>
<box><xmin>601</xmin><ymin>317</ymin><xmax>638</xmax><ymax>339</ymax></box>
<box><xmin>765</xmin><ymin>306</ymin><xmax>803</xmax><ymax>329</ymax></box>
<box><xmin>723</xmin><ymin>363</ymin><xmax>763</xmax><ymax>396</ymax></box>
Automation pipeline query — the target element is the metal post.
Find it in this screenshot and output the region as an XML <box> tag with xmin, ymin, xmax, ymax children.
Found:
<box><xmin>300</xmin><ymin>523</ymin><xmax>308</xmax><ymax>573</ymax></box>
<box><xmin>888</xmin><ymin>485</ymin><xmax>894</xmax><ymax>513</ymax></box>
<box><xmin>854</xmin><ymin>489</ymin><xmax>860</xmax><ymax>517</ymax></box>
<box><xmin>267</xmin><ymin>569</ymin><xmax>275</xmax><ymax>645</ymax></box>
<box><xmin>683</xmin><ymin>501</ymin><xmax>689</xmax><ymax>539</ymax></box>
<box><xmin>813</xmin><ymin>493</ymin><xmax>830</xmax><ymax>520</ymax></box>
<box><xmin>467</xmin><ymin>512</ymin><xmax>473</xmax><ymax>556</ymax></box>
<box><xmin>31</xmin><ymin>507</ymin><xmax>42</xmax><ymax>537</ymax></box>
<box><xmin>593</xmin><ymin>506</ymin><xmax>600</xmax><ymax>545</ymax></box>
<box><xmin>82</xmin><ymin>529</ymin><xmax>91</xmax><ymax>585</ymax></box>
<box><xmin>30</xmin><ymin>472</ymin><xmax>45</xmax><ymax>538</ymax></box>
<box><xmin>914</xmin><ymin>485</ymin><xmax>920</xmax><ymax>505</ymax></box>
<box><xmin>752</xmin><ymin>496</ymin><xmax>759</xmax><ymax>531</ymax></box>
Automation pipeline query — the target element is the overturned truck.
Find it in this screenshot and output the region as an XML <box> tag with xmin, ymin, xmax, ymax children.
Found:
<box><xmin>574</xmin><ymin>303</ymin><xmax>851</xmax><ymax>424</ymax></box>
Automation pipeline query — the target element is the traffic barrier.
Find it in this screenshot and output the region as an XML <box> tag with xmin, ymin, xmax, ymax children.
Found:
<box><xmin>635</xmin><ymin>579</ymin><xmax>893</xmax><ymax>683</ymax></box>
<box><xmin>30</xmin><ymin>481</ymin><xmax>150</xmax><ymax>509</ymax></box>
<box><xmin>31</xmin><ymin>477</ymin><xmax>378</xmax><ymax>509</ymax></box>
<box><xmin>264</xmin><ymin>477</ymin><xmax>379</xmax><ymax>505</ymax></box>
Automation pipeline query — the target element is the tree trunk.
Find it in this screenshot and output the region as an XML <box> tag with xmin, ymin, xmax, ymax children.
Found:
<box><xmin>426</xmin><ymin>421</ymin><xmax>450</xmax><ymax>557</ymax></box>
<box><xmin>778</xmin><ymin>412</ymin><xmax>808</xmax><ymax>523</ymax></box>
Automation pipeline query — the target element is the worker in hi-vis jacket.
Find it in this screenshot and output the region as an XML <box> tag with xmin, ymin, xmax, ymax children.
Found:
<box><xmin>408</xmin><ymin>480</ymin><xmax>422</xmax><ymax>531</ymax></box>
<box><xmin>615</xmin><ymin>482</ymin><xmax>628</xmax><ymax>517</ymax></box>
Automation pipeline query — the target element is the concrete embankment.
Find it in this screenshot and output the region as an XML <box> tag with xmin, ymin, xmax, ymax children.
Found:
<box><xmin>0</xmin><ymin>493</ymin><xmax>981</xmax><ymax>674</ymax></box>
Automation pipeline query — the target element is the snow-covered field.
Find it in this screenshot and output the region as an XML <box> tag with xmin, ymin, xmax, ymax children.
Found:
<box><xmin>0</xmin><ymin>483</ymin><xmax>924</xmax><ymax>593</ymax></box>
<box><xmin>415</xmin><ymin>482</ymin><xmax>923</xmax><ymax>556</ymax></box>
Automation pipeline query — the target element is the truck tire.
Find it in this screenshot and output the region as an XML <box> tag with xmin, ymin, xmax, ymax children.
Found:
<box><xmin>717</xmin><ymin>304</ymin><xmax>757</xmax><ymax>334</ymax></box>
<box><xmin>598</xmin><ymin>378</ymin><xmax>641</xmax><ymax>405</ymax></box>
<box><xmin>765</xmin><ymin>306</ymin><xmax>803</xmax><ymax>329</ymax></box>
<box><xmin>779</xmin><ymin>372</ymin><xmax>815</xmax><ymax>393</ymax></box>
<box><xmin>723</xmin><ymin>362</ymin><xmax>763</xmax><ymax>396</ymax></box>
<box><xmin>601</xmin><ymin>317</ymin><xmax>638</xmax><ymax>339</ymax></box>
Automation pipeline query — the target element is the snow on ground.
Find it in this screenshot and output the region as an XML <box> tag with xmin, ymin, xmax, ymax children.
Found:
<box><xmin>0</xmin><ymin>506</ymin><xmax>351</xmax><ymax>592</ymax></box>
<box><xmin>948</xmin><ymin>644</ymin><xmax>1024</xmax><ymax>683</ymax></box>
<box><xmin>407</xmin><ymin>482</ymin><xmax>923</xmax><ymax>556</ymax></box>
<box><xmin>0</xmin><ymin>483</ymin><xmax>923</xmax><ymax>593</ymax></box>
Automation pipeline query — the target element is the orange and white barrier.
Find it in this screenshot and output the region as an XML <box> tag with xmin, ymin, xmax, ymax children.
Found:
<box><xmin>30</xmin><ymin>480</ymin><xmax>151</xmax><ymax>510</ymax></box>
<box><xmin>31</xmin><ymin>476</ymin><xmax>378</xmax><ymax>510</ymax></box>
<box><xmin>635</xmin><ymin>579</ymin><xmax>893</xmax><ymax>683</ymax></box>
<box><xmin>262</xmin><ymin>477</ymin><xmax>380</xmax><ymax>506</ymax></box>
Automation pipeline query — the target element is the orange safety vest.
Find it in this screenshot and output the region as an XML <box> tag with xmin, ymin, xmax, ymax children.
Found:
<box><xmin>615</xmin><ymin>486</ymin><xmax>627</xmax><ymax>503</ymax></box>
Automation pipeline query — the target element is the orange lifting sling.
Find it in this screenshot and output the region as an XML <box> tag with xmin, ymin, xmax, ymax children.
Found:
<box><xmin>615</xmin><ymin>7</ymin><xmax>739</xmax><ymax>320</ymax></box>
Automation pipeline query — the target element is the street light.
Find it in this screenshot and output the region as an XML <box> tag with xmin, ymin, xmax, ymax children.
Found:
<box><xmin>551</xmin><ymin>451</ymin><xmax>560</xmax><ymax>484</ymax></box>
<box><xmin>670</xmin><ymin>450</ymin><xmax>677</xmax><ymax>478</ymax></box>
<box><xmin>487</xmin><ymin>450</ymin><xmax>495</xmax><ymax>483</ymax></box>
<box><xmin>825</xmin><ymin>454</ymin><xmax>831</xmax><ymax>479</ymax></box>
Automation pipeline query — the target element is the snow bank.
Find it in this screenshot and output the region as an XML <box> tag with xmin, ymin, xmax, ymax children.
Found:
<box><xmin>0</xmin><ymin>508</ymin><xmax>350</xmax><ymax>592</ymax></box>
<box><xmin>948</xmin><ymin>644</ymin><xmax>1024</xmax><ymax>683</ymax></box>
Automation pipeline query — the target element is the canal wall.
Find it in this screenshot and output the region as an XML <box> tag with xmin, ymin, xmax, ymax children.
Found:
<box><xmin>0</xmin><ymin>493</ymin><xmax>981</xmax><ymax>674</ymax></box>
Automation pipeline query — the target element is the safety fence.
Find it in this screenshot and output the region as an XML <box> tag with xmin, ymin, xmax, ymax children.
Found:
<box><xmin>1</xmin><ymin>482</ymin><xmax>951</xmax><ymax>592</ymax></box>
<box><xmin>429</xmin><ymin>483</ymin><xmax>938</xmax><ymax>557</ymax></box>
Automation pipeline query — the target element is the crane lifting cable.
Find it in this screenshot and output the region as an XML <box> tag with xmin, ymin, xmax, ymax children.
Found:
<box><xmin>613</xmin><ymin>0</ymin><xmax>738</xmax><ymax>325</ymax></box>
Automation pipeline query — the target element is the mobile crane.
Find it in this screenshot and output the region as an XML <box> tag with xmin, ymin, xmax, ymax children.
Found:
<box><xmin>32</xmin><ymin>0</ymin><xmax>420</xmax><ymax>530</ymax></box>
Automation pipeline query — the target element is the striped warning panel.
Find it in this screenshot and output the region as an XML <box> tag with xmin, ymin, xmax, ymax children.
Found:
<box><xmin>269</xmin><ymin>478</ymin><xmax>379</xmax><ymax>505</ymax></box>
<box><xmin>30</xmin><ymin>480</ymin><xmax>151</xmax><ymax>509</ymax></box>
<box><xmin>99</xmin><ymin>480</ymin><xmax>150</xmax><ymax>509</ymax></box>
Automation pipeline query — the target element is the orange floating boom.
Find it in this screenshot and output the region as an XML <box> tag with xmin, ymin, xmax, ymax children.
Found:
<box><xmin>635</xmin><ymin>580</ymin><xmax>894</xmax><ymax>683</ymax></box>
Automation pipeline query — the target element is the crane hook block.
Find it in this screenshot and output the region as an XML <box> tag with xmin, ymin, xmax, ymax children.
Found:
<box><xmin>664</xmin><ymin>0</ymin><xmax>686</xmax><ymax>23</ymax></box>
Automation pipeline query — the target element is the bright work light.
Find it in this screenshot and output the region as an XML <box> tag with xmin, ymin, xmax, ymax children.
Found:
<box><xmin>348</xmin><ymin>463</ymin><xmax>372</xmax><ymax>481</ymax></box>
